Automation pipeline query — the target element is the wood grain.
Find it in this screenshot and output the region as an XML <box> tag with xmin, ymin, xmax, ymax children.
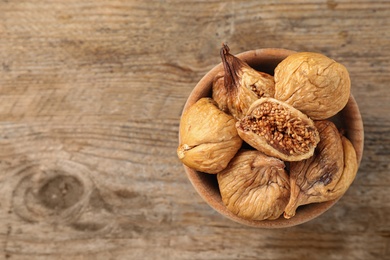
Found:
<box><xmin>0</xmin><ymin>0</ymin><xmax>389</xmax><ymax>259</ymax></box>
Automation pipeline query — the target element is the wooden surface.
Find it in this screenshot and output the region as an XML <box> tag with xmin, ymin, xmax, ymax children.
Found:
<box><xmin>0</xmin><ymin>1</ymin><xmax>389</xmax><ymax>259</ymax></box>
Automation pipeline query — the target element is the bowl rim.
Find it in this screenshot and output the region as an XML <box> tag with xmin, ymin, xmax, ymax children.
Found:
<box><xmin>179</xmin><ymin>48</ymin><xmax>364</xmax><ymax>228</ymax></box>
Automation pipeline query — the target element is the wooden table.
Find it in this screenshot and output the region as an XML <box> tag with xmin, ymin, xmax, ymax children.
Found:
<box><xmin>0</xmin><ymin>1</ymin><xmax>389</xmax><ymax>259</ymax></box>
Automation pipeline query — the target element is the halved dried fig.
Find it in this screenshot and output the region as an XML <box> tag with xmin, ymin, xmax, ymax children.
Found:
<box><xmin>217</xmin><ymin>150</ymin><xmax>290</xmax><ymax>220</ymax></box>
<box><xmin>236</xmin><ymin>97</ymin><xmax>320</xmax><ymax>161</ymax></box>
<box><xmin>274</xmin><ymin>52</ymin><xmax>351</xmax><ymax>120</ymax></box>
<box><xmin>212</xmin><ymin>44</ymin><xmax>275</xmax><ymax>120</ymax></box>
<box><xmin>284</xmin><ymin>120</ymin><xmax>358</xmax><ymax>219</ymax></box>
<box><xmin>177</xmin><ymin>97</ymin><xmax>242</xmax><ymax>174</ymax></box>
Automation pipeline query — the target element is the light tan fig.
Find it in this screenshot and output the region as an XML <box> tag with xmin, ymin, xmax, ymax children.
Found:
<box><xmin>212</xmin><ymin>44</ymin><xmax>275</xmax><ymax>120</ymax></box>
<box><xmin>330</xmin><ymin>136</ymin><xmax>358</xmax><ymax>197</ymax></box>
<box><xmin>274</xmin><ymin>52</ymin><xmax>351</xmax><ymax>120</ymax></box>
<box><xmin>177</xmin><ymin>97</ymin><xmax>242</xmax><ymax>174</ymax></box>
<box><xmin>236</xmin><ymin>97</ymin><xmax>320</xmax><ymax>161</ymax></box>
<box><xmin>284</xmin><ymin>120</ymin><xmax>358</xmax><ymax>219</ymax></box>
<box><xmin>217</xmin><ymin>150</ymin><xmax>290</xmax><ymax>220</ymax></box>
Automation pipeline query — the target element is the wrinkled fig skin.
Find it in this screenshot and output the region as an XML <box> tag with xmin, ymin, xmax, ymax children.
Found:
<box><xmin>212</xmin><ymin>72</ymin><xmax>229</xmax><ymax>112</ymax></box>
<box><xmin>274</xmin><ymin>52</ymin><xmax>351</xmax><ymax>120</ymax></box>
<box><xmin>212</xmin><ymin>44</ymin><xmax>275</xmax><ymax>120</ymax></box>
<box><xmin>217</xmin><ymin>150</ymin><xmax>290</xmax><ymax>221</ymax></box>
<box><xmin>177</xmin><ymin>97</ymin><xmax>243</xmax><ymax>174</ymax></box>
<box><xmin>236</xmin><ymin>97</ymin><xmax>320</xmax><ymax>162</ymax></box>
<box><xmin>331</xmin><ymin>136</ymin><xmax>358</xmax><ymax>199</ymax></box>
<box><xmin>284</xmin><ymin>120</ymin><xmax>357</xmax><ymax>219</ymax></box>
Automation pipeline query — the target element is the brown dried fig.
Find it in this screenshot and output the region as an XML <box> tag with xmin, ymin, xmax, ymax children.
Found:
<box><xmin>177</xmin><ymin>97</ymin><xmax>242</xmax><ymax>174</ymax></box>
<box><xmin>217</xmin><ymin>150</ymin><xmax>290</xmax><ymax>220</ymax></box>
<box><xmin>236</xmin><ymin>97</ymin><xmax>320</xmax><ymax>161</ymax></box>
<box><xmin>212</xmin><ymin>44</ymin><xmax>275</xmax><ymax>120</ymax></box>
<box><xmin>331</xmin><ymin>135</ymin><xmax>358</xmax><ymax>197</ymax></box>
<box><xmin>284</xmin><ymin>120</ymin><xmax>358</xmax><ymax>219</ymax></box>
<box><xmin>274</xmin><ymin>52</ymin><xmax>351</xmax><ymax>120</ymax></box>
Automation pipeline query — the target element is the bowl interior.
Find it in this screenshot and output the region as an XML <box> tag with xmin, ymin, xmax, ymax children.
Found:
<box><xmin>180</xmin><ymin>48</ymin><xmax>364</xmax><ymax>228</ymax></box>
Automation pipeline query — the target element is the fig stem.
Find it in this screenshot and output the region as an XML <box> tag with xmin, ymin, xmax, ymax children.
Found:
<box><xmin>220</xmin><ymin>43</ymin><xmax>240</xmax><ymax>93</ymax></box>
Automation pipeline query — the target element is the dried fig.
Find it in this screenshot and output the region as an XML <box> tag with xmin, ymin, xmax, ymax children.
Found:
<box><xmin>274</xmin><ymin>52</ymin><xmax>351</xmax><ymax>120</ymax></box>
<box><xmin>236</xmin><ymin>97</ymin><xmax>320</xmax><ymax>161</ymax></box>
<box><xmin>284</xmin><ymin>120</ymin><xmax>358</xmax><ymax>219</ymax></box>
<box><xmin>217</xmin><ymin>150</ymin><xmax>290</xmax><ymax>220</ymax></box>
<box><xmin>331</xmin><ymin>135</ymin><xmax>358</xmax><ymax>197</ymax></box>
<box><xmin>177</xmin><ymin>97</ymin><xmax>242</xmax><ymax>174</ymax></box>
<box><xmin>212</xmin><ymin>44</ymin><xmax>275</xmax><ymax>119</ymax></box>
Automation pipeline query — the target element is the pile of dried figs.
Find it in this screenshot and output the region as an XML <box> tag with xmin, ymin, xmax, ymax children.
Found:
<box><xmin>177</xmin><ymin>44</ymin><xmax>358</xmax><ymax>221</ymax></box>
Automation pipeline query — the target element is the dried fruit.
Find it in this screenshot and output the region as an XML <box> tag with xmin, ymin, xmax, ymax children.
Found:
<box><xmin>274</xmin><ymin>52</ymin><xmax>351</xmax><ymax>120</ymax></box>
<box><xmin>217</xmin><ymin>150</ymin><xmax>290</xmax><ymax>220</ymax></box>
<box><xmin>284</xmin><ymin>120</ymin><xmax>358</xmax><ymax>219</ymax></box>
<box><xmin>177</xmin><ymin>97</ymin><xmax>242</xmax><ymax>174</ymax></box>
<box><xmin>331</xmin><ymin>135</ymin><xmax>358</xmax><ymax>197</ymax></box>
<box><xmin>236</xmin><ymin>97</ymin><xmax>320</xmax><ymax>161</ymax></box>
<box><xmin>212</xmin><ymin>44</ymin><xmax>275</xmax><ymax>119</ymax></box>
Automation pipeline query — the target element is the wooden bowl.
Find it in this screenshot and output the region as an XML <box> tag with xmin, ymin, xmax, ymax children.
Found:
<box><xmin>179</xmin><ymin>48</ymin><xmax>364</xmax><ymax>228</ymax></box>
